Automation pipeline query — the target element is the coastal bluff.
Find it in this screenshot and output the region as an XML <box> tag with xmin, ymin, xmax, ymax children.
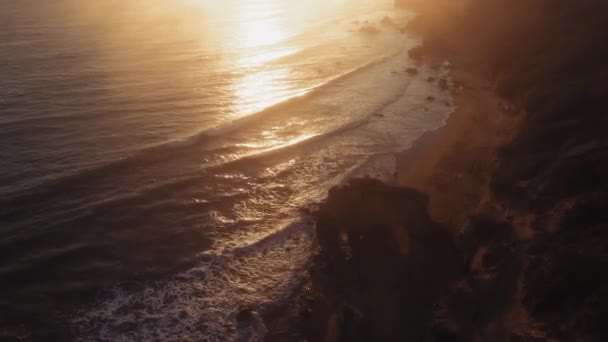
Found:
<box><xmin>267</xmin><ymin>0</ymin><xmax>608</xmax><ymax>341</ymax></box>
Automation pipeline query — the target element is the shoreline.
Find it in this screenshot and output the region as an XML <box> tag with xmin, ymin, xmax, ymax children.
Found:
<box><xmin>396</xmin><ymin>67</ymin><xmax>522</xmax><ymax>228</ymax></box>
<box><xmin>263</xmin><ymin>46</ymin><xmax>524</xmax><ymax>341</ymax></box>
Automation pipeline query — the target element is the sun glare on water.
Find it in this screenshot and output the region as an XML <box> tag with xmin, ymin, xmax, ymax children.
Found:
<box><xmin>77</xmin><ymin>0</ymin><xmax>376</xmax><ymax>134</ymax></box>
<box><xmin>190</xmin><ymin>0</ymin><xmax>352</xmax><ymax>48</ymax></box>
<box><xmin>204</xmin><ymin>0</ymin><xmax>353</xmax><ymax>118</ymax></box>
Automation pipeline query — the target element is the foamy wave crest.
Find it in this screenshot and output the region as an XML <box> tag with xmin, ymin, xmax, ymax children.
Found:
<box><xmin>1</xmin><ymin>49</ymin><xmax>405</xmax><ymax>204</ymax></box>
<box><xmin>71</xmin><ymin>220</ymin><xmax>315</xmax><ymax>341</ymax></box>
<box><xmin>206</xmin><ymin>50</ymin><xmax>404</xmax><ymax>137</ymax></box>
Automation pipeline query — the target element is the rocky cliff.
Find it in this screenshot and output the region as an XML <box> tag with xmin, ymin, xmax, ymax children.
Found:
<box><xmin>290</xmin><ymin>1</ymin><xmax>608</xmax><ymax>341</ymax></box>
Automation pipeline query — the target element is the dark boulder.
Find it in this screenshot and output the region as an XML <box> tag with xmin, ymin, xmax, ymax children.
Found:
<box><xmin>358</xmin><ymin>25</ymin><xmax>380</xmax><ymax>34</ymax></box>
<box><xmin>438</xmin><ymin>77</ymin><xmax>449</xmax><ymax>91</ymax></box>
<box><xmin>312</xmin><ymin>179</ymin><xmax>462</xmax><ymax>340</ymax></box>
<box><xmin>405</xmin><ymin>67</ymin><xmax>419</xmax><ymax>75</ymax></box>
<box><xmin>408</xmin><ymin>45</ymin><xmax>423</xmax><ymax>60</ymax></box>
<box><xmin>381</xmin><ymin>16</ymin><xmax>394</xmax><ymax>26</ymax></box>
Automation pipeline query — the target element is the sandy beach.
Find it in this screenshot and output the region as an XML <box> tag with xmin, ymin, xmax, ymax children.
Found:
<box><xmin>397</xmin><ymin>68</ymin><xmax>522</xmax><ymax>230</ymax></box>
<box><xmin>265</xmin><ymin>0</ymin><xmax>608</xmax><ymax>339</ymax></box>
<box><xmin>263</xmin><ymin>54</ymin><xmax>526</xmax><ymax>341</ymax></box>
<box><xmin>3</xmin><ymin>1</ymin><xmax>607</xmax><ymax>340</ymax></box>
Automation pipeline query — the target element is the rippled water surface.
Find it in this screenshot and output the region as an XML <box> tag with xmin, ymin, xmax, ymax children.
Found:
<box><xmin>0</xmin><ymin>0</ymin><xmax>453</xmax><ymax>339</ymax></box>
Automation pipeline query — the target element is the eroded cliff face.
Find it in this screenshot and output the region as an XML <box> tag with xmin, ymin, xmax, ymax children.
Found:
<box><xmin>405</xmin><ymin>1</ymin><xmax>608</xmax><ymax>340</ymax></box>
<box><xmin>487</xmin><ymin>3</ymin><xmax>608</xmax><ymax>337</ymax></box>
<box><xmin>296</xmin><ymin>1</ymin><xmax>608</xmax><ymax>341</ymax></box>
<box><xmin>403</xmin><ymin>0</ymin><xmax>608</xmax><ymax>231</ymax></box>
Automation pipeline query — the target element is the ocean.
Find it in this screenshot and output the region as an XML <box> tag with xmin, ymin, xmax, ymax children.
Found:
<box><xmin>0</xmin><ymin>0</ymin><xmax>453</xmax><ymax>340</ymax></box>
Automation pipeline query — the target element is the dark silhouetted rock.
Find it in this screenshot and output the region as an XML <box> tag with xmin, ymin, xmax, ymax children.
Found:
<box><xmin>359</xmin><ymin>25</ymin><xmax>380</xmax><ymax>34</ymax></box>
<box><xmin>381</xmin><ymin>16</ymin><xmax>394</xmax><ymax>26</ymax></box>
<box><xmin>408</xmin><ymin>45</ymin><xmax>423</xmax><ymax>60</ymax></box>
<box><xmin>237</xmin><ymin>307</ymin><xmax>254</xmax><ymax>322</ymax></box>
<box><xmin>438</xmin><ymin>78</ymin><xmax>449</xmax><ymax>91</ymax></box>
<box><xmin>236</xmin><ymin>307</ymin><xmax>267</xmax><ymax>342</ymax></box>
<box><xmin>405</xmin><ymin>67</ymin><xmax>418</xmax><ymax>75</ymax></box>
<box><xmin>312</xmin><ymin>179</ymin><xmax>462</xmax><ymax>341</ymax></box>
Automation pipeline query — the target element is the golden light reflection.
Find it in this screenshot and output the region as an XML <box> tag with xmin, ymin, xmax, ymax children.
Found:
<box><xmin>236</xmin><ymin>14</ymin><xmax>288</xmax><ymax>49</ymax></box>
<box><xmin>239</xmin><ymin>132</ymin><xmax>318</xmax><ymax>154</ymax></box>
<box><xmin>237</xmin><ymin>47</ymin><xmax>298</xmax><ymax>67</ymax></box>
<box><xmin>194</xmin><ymin>0</ymin><xmax>353</xmax><ymax>46</ymax></box>
<box><xmin>226</xmin><ymin>1</ymin><xmax>297</xmax><ymax>117</ymax></box>
<box><xmin>232</xmin><ymin>68</ymin><xmax>298</xmax><ymax>115</ymax></box>
<box><xmin>217</xmin><ymin>0</ymin><xmax>351</xmax><ymax>118</ymax></box>
<box><xmin>82</xmin><ymin>0</ymin><xmax>359</xmax><ymax>119</ymax></box>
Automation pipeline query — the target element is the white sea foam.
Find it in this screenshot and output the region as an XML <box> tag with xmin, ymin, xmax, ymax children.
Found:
<box><xmin>0</xmin><ymin>1</ymin><xmax>458</xmax><ymax>340</ymax></box>
<box><xmin>73</xmin><ymin>220</ymin><xmax>315</xmax><ymax>342</ymax></box>
<box><xmin>69</xmin><ymin>48</ymin><xmax>456</xmax><ymax>342</ymax></box>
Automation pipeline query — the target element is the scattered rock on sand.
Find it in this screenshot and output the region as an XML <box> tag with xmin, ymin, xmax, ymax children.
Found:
<box><xmin>381</xmin><ymin>16</ymin><xmax>394</xmax><ymax>26</ymax></box>
<box><xmin>359</xmin><ymin>24</ymin><xmax>380</xmax><ymax>34</ymax></box>
<box><xmin>405</xmin><ymin>67</ymin><xmax>418</xmax><ymax>75</ymax></box>
<box><xmin>408</xmin><ymin>45</ymin><xmax>423</xmax><ymax>60</ymax></box>
<box><xmin>499</xmin><ymin>101</ymin><xmax>517</xmax><ymax>113</ymax></box>
<box><xmin>438</xmin><ymin>78</ymin><xmax>450</xmax><ymax>91</ymax></box>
